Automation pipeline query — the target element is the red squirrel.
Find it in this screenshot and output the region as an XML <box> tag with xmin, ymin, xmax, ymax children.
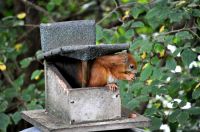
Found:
<box><xmin>88</xmin><ymin>51</ymin><xmax>138</xmax><ymax>118</ymax></box>
<box><xmin>78</xmin><ymin>51</ymin><xmax>137</xmax><ymax>91</ymax></box>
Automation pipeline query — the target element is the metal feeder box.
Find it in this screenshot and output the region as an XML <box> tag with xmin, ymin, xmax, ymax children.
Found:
<box><xmin>21</xmin><ymin>20</ymin><xmax>150</xmax><ymax>132</ymax></box>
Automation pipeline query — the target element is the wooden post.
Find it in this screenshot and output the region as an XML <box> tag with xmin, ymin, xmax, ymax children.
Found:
<box><xmin>81</xmin><ymin>61</ymin><xmax>88</xmax><ymax>87</ymax></box>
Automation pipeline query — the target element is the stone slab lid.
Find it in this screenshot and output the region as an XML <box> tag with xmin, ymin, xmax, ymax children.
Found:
<box><xmin>42</xmin><ymin>44</ymin><xmax>130</xmax><ymax>60</ymax></box>
<box><xmin>40</xmin><ymin>20</ymin><xmax>129</xmax><ymax>60</ymax></box>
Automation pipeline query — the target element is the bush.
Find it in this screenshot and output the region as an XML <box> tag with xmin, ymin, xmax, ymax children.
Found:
<box><xmin>0</xmin><ymin>0</ymin><xmax>199</xmax><ymax>131</ymax></box>
<box><xmin>96</xmin><ymin>0</ymin><xmax>200</xmax><ymax>131</ymax></box>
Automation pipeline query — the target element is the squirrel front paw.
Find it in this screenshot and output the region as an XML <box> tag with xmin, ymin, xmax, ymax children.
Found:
<box><xmin>106</xmin><ymin>83</ymin><xmax>118</xmax><ymax>91</ymax></box>
<box><xmin>125</xmin><ymin>73</ymin><xmax>135</xmax><ymax>81</ymax></box>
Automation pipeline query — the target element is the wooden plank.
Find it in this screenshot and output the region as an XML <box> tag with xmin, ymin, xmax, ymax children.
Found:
<box><xmin>21</xmin><ymin>110</ymin><xmax>150</xmax><ymax>132</ymax></box>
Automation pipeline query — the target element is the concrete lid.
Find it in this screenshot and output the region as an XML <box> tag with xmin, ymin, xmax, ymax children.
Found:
<box><xmin>40</xmin><ymin>20</ymin><xmax>130</xmax><ymax>60</ymax></box>
<box><xmin>40</xmin><ymin>20</ymin><xmax>96</xmax><ymax>52</ymax></box>
<box><xmin>42</xmin><ymin>44</ymin><xmax>130</xmax><ymax>60</ymax></box>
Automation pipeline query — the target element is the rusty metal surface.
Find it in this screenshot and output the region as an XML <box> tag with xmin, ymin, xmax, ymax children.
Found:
<box><xmin>21</xmin><ymin>109</ymin><xmax>151</xmax><ymax>132</ymax></box>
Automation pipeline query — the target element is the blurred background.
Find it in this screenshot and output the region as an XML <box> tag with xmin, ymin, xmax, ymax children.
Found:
<box><xmin>0</xmin><ymin>0</ymin><xmax>200</xmax><ymax>131</ymax></box>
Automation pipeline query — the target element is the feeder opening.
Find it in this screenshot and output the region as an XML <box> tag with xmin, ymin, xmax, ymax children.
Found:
<box><xmin>45</xmin><ymin>56</ymin><xmax>94</xmax><ymax>88</ymax></box>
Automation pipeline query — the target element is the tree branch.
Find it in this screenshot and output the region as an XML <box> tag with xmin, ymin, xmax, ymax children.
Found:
<box><xmin>2</xmin><ymin>71</ymin><xmax>15</xmax><ymax>87</ymax></box>
<box><xmin>0</xmin><ymin>24</ymin><xmax>39</xmax><ymax>28</ymax></box>
<box><xmin>16</xmin><ymin>26</ymin><xmax>37</xmax><ymax>43</ymax></box>
<box><xmin>97</xmin><ymin>1</ymin><xmax>156</xmax><ymax>25</ymax></box>
<box><xmin>157</xmin><ymin>27</ymin><xmax>200</xmax><ymax>40</ymax></box>
<box><xmin>20</xmin><ymin>0</ymin><xmax>54</xmax><ymax>22</ymax></box>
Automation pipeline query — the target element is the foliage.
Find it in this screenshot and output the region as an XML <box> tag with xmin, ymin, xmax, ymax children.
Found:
<box><xmin>96</xmin><ymin>0</ymin><xmax>200</xmax><ymax>131</ymax></box>
<box><xmin>0</xmin><ymin>1</ymin><xmax>45</xmax><ymax>132</ymax></box>
<box><xmin>0</xmin><ymin>0</ymin><xmax>200</xmax><ymax>131</ymax></box>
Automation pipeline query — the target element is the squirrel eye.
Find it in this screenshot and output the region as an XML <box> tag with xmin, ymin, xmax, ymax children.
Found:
<box><xmin>129</xmin><ymin>64</ymin><xmax>134</xmax><ymax>69</ymax></box>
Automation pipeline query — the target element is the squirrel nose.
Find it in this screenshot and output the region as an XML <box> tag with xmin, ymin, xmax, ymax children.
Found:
<box><xmin>130</xmin><ymin>65</ymin><xmax>134</xmax><ymax>69</ymax></box>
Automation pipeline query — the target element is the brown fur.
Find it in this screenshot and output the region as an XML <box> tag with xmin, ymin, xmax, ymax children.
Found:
<box><xmin>78</xmin><ymin>52</ymin><xmax>137</xmax><ymax>88</ymax></box>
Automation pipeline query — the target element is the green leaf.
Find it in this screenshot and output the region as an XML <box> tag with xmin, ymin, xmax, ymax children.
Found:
<box><xmin>131</xmin><ymin>6</ymin><xmax>145</xmax><ymax>19</ymax></box>
<box><xmin>0</xmin><ymin>101</ymin><xmax>8</xmax><ymax>112</ymax></box>
<box><xmin>169</xmin><ymin>109</ymin><xmax>181</xmax><ymax>123</ymax></box>
<box><xmin>0</xmin><ymin>113</ymin><xmax>10</xmax><ymax>132</ymax></box>
<box><xmin>179</xmin><ymin>100</ymin><xmax>187</xmax><ymax>107</ymax></box>
<box><xmin>11</xmin><ymin>112</ymin><xmax>21</xmax><ymax>125</ymax></box>
<box><xmin>121</xmin><ymin>0</ymin><xmax>130</xmax><ymax>3</ymax></box>
<box><xmin>137</xmin><ymin>0</ymin><xmax>150</xmax><ymax>4</ymax></box>
<box><xmin>145</xmin><ymin>6</ymin><xmax>169</xmax><ymax>29</ymax></box>
<box><xmin>188</xmin><ymin>107</ymin><xmax>200</xmax><ymax>115</ymax></box>
<box><xmin>122</xmin><ymin>21</ymin><xmax>132</xmax><ymax>28</ymax></box>
<box><xmin>52</xmin><ymin>0</ymin><xmax>62</xmax><ymax>5</ymax></box>
<box><xmin>181</xmin><ymin>49</ymin><xmax>197</xmax><ymax>66</ymax></box>
<box><xmin>3</xmin><ymin>88</ymin><xmax>18</xmax><ymax>101</ymax></box>
<box><xmin>149</xmin><ymin>86</ymin><xmax>157</xmax><ymax>95</ymax></box>
<box><xmin>169</xmin><ymin>11</ymin><xmax>184</xmax><ymax>23</ymax></box>
<box><xmin>35</xmin><ymin>50</ymin><xmax>43</xmax><ymax>60</ymax></box>
<box><xmin>146</xmin><ymin>18</ymin><xmax>162</xmax><ymax>29</ymax></box>
<box><xmin>125</xmin><ymin>29</ymin><xmax>134</xmax><ymax>39</ymax></box>
<box><xmin>192</xmin><ymin>88</ymin><xmax>200</xmax><ymax>99</ymax></box>
<box><xmin>127</xmin><ymin>99</ymin><xmax>140</xmax><ymax>109</ymax></box>
<box><xmin>131</xmin><ymin>39</ymin><xmax>143</xmax><ymax>50</ymax></box>
<box><xmin>102</xmin><ymin>29</ymin><xmax>113</xmax><ymax>43</ymax></box>
<box><xmin>20</xmin><ymin>57</ymin><xmax>33</xmax><ymax>68</ymax></box>
<box><xmin>131</xmin><ymin>21</ymin><xmax>145</xmax><ymax>28</ymax></box>
<box><xmin>172</xmin><ymin>48</ymin><xmax>182</xmax><ymax>57</ymax></box>
<box><xmin>151</xmin><ymin>68</ymin><xmax>162</xmax><ymax>80</ymax></box>
<box><xmin>141</xmin><ymin>86</ymin><xmax>152</xmax><ymax>95</ymax></box>
<box><xmin>173</xmin><ymin>36</ymin><xmax>181</xmax><ymax>44</ymax></box>
<box><xmin>117</xmin><ymin>27</ymin><xmax>126</xmax><ymax>35</ymax></box>
<box><xmin>164</xmin><ymin>35</ymin><xmax>174</xmax><ymax>44</ymax></box>
<box><xmin>182</xmin><ymin>79</ymin><xmax>196</xmax><ymax>91</ymax></box>
<box><xmin>151</xmin><ymin>56</ymin><xmax>160</xmax><ymax>66</ymax></box>
<box><xmin>150</xmin><ymin>117</ymin><xmax>162</xmax><ymax>130</ymax></box>
<box><xmin>135</xmin><ymin>26</ymin><xmax>153</xmax><ymax>34</ymax></box>
<box><xmin>176</xmin><ymin>31</ymin><xmax>193</xmax><ymax>40</ymax></box>
<box><xmin>14</xmin><ymin>74</ymin><xmax>24</xmax><ymax>88</ymax></box>
<box><xmin>120</xmin><ymin>90</ymin><xmax>134</xmax><ymax>106</ymax></box>
<box><xmin>46</xmin><ymin>2</ymin><xmax>55</xmax><ymax>11</ymax></box>
<box><xmin>195</xmin><ymin>47</ymin><xmax>200</xmax><ymax>53</ymax></box>
<box><xmin>131</xmin><ymin>82</ymin><xmax>144</xmax><ymax>93</ymax></box>
<box><xmin>22</xmin><ymin>84</ymin><xmax>35</xmax><ymax>101</ymax></box>
<box><xmin>192</xmin><ymin>9</ymin><xmax>200</xmax><ymax>17</ymax></box>
<box><xmin>166</xmin><ymin>57</ymin><xmax>177</xmax><ymax>70</ymax></box>
<box><xmin>157</xmin><ymin>88</ymin><xmax>168</xmax><ymax>95</ymax></box>
<box><xmin>154</xmin><ymin>43</ymin><xmax>164</xmax><ymax>53</ymax></box>
<box><xmin>145</xmin><ymin>107</ymin><xmax>158</xmax><ymax>116</ymax></box>
<box><xmin>177</xmin><ymin>111</ymin><xmax>189</xmax><ymax>125</ymax></box>
<box><xmin>145</xmin><ymin>6</ymin><xmax>160</xmax><ymax>19</ymax></box>
<box><xmin>168</xmin><ymin>81</ymin><xmax>180</xmax><ymax>98</ymax></box>
<box><xmin>96</xmin><ymin>25</ymin><xmax>103</xmax><ymax>41</ymax></box>
<box><xmin>27</xmin><ymin>100</ymin><xmax>43</xmax><ymax>110</ymax></box>
<box><xmin>136</xmin><ymin>95</ymin><xmax>149</xmax><ymax>102</ymax></box>
<box><xmin>140</xmin><ymin>64</ymin><xmax>153</xmax><ymax>81</ymax></box>
<box><xmin>31</xmin><ymin>70</ymin><xmax>43</xmax><ymax>80</ymax></box>
<box><xmin>141</xmin><ymin>40</ymin><xmax>153</xmax><ymax>53</ymax></box>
